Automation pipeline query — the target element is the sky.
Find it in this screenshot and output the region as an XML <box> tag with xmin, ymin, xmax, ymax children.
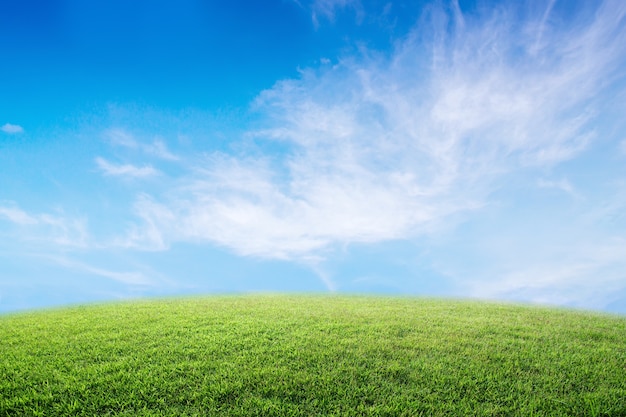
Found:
<box><xmin>1</xmin><ymin>0</ymin><xmax>626</xmax><ymax>314</ymax></box>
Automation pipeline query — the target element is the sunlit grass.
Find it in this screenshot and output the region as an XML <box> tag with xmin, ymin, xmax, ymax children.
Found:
<box><xmin>1</xmin><ymin>295</ymin><xmax>625</xmax><ymax>416</ymax></box>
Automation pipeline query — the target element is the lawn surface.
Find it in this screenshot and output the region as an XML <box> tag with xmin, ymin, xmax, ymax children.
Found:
<box><xmin>1</xmin><ymin>295</ymin><xmax>625</xmax><ymax>416</ymax></box>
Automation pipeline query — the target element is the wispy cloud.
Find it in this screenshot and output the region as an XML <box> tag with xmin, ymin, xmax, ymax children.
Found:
<box><xmin>104</xmin><ymin>128</ymin><xmax>179</xmax><ymax>161</ymax></box>
<box><xmin>0</xmin><ymin>202</ymin><xmax>89</xmax><ymax>248</ymax></box>
<box><xmin>50</xmin><ymin>256</ymin><xmax>153</xmax><ymax>286</ymax></box>
<box><xmin>144</xmin><ymin>138</ymin><xmax>179</xmax><ymax>161</ymax></box>
<box><xmin>1</xmin><ymin>123</ymin><xmax>24</xmax><ymax>134</ymax></box>
<box><xmin>466</xmin><ymin>238</ymin><xmax>626</xmax><ymax>310</ymax></box>
<box><xmin>537</xmin><ymin>178</ymin><xmax>581</xmax><ymax>199</ymax></box>
<box><xmin>122</xmin><ymin>0</ymin><xmax>626</xmax><ymax>267</ymax></box>
<box><xmin>425</xmin><ymin>172</ymin><xmax>626</xmax><ymax>310</ymax></box>
<box><xmin>0</xmin><ymin>204</ymin><xmax>38</xmax><ymax>225</ymax></box>
<box><xmin>312</xmin><ymin>0</ymin><xmax>359</xmax><ymax>20</ymax></box>
<box><xmin>105</xmin><ymin>128</ymin><xmax>138</xmax><ymax>148</ymax></box>
<box><xmin>96</xmin><ymin>157</ymin><xmax>159</xmax><ymax>178</ymax></box>
<box><xmin>294</xmin><ymin>0</ymin><xmax>362</xmax><ymax>27</ymax></box>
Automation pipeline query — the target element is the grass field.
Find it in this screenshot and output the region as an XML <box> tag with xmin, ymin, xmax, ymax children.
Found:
<box><xmin>1</xmin><ymin>295</ymin><xmax>625</xmax><ymax>416</ymax></box>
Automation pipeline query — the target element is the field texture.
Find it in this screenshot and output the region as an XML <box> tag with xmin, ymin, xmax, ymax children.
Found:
<box><xmin>1</xmin><ymin>295</ymin><xmax>625</xmax><ymax>416</ymax></box>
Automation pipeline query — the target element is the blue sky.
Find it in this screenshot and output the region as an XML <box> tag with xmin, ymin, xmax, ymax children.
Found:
<box><xmin>1</xmin><ymin>0</ymin><xmax>626</xmax><ymax>314</ymax></box>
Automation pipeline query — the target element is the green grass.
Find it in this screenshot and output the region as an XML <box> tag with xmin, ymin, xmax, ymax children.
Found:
<box><xmin>1</xmin><ymin>295</ymin><xmax>625</xmax><ymax>416</ymax></box>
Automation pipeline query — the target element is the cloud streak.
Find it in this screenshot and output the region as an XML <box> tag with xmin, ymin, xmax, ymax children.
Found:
<box><xmin>0</xmin><ymin>204</ymin><xmax>38</xmax><ymax>225</ymax></box>
<box><xmin>96</xmin><ymin>157</ymin><xmax>159</xmax><ymax>178</ymax></box>
<box><xmin>50</xmin><ymin>257</ymin><xmax>154</xmax><ymax>286</ymax></box>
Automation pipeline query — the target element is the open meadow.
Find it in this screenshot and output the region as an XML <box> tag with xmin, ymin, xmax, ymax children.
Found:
<box><xmin>1</xmin><ymin>295</ymin><xmax>625</xmax><ymax>416</ymax></box>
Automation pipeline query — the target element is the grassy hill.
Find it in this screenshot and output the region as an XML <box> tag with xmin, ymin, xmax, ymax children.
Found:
<box><xmin>1</xmin><ymin>295</ymin><xmax>625</xmax><ymax>416</ymax></box>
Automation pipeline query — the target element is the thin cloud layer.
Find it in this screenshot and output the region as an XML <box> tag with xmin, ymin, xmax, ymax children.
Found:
<box><xmin>125</xmin><ymin>0</ymin><xmax>626</xmax><ymax>263</ymax></box>
<box><xmin>466</xmin><ymin>236</ymin><xmax>626</xmax><ymax>309</ymax></box>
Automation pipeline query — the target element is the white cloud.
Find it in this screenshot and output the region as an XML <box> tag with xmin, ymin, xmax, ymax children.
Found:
<box><xmin>298</xmin><ymin>0</ymin><xmax>362</xmax><ymax>27</ymax></box>
<box><xmin>311</xmin><ymin>0</ymin><xmax>358</xmax><ymax>17</ymax></box>
<box><xmin>50</xmin><ymin>257</ymin><xmax>153</xmax><ymax>286</ymax></box>
<box><xmin>38</xmin><ymin>214</ymin><xmax>90</xmax><ymax>248</ymax></box>
<box><xmin>96</xmin><ymin>157</ymin><xmax>159</xmax><ymax>178</ymax></box>
<box><xmin>104</xmin><ymin>128</ymin><xmax>179</xmax><ymax>160</ymax></box>
<box><xmin>122</xmin><ymin>1</ymin><xmax>626</xmax><ymax>268</ymax></box>
<box><xmin>114</xmin><ymin>194</ymin><xmax>173</xmax><ymax>251</ymax></box>
<box><xmin>2</xmin><ymin>1</ymin><xmax>621</xmax><ymax>309</ymax></box>
<box><xmin>0</xmin><ymin>203</ymin><xmax>89</xmax><ymax>248</ymax></box>
<box><xmin>144</xmin><ymin>139</ymin><xmax>179</xmax><ymax>161</ymax></box>
<box><xmin>0</xmin><ymin>204</ymin><xmax>38</xmax><ymax>225</ymax></box>
<box><xmin>105</xmin><ymin>128</ymin><xmax>138</xmax><ymax>148</ymax></box>
<box><xmin>537</xmin><ymin>178</ymin><xmax>581</xmax><ymax>199</ymax></box>
<box><xmin>1</xmin><ymin>123</ymin><xmax>24</xmax><ymax>134</ymax></box>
